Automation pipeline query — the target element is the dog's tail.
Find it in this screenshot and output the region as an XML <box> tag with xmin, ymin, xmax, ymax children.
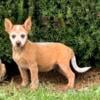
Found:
<box><xmin>71</xmin><ymin>55</ymin><xmax>91</xmax><ymax>73</ymax></box>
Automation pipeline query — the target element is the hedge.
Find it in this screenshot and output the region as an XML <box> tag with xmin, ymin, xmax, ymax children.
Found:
<box><xmin>0</xmin><ymin>0</ymin><xmax>100</xmax><ymax>67</ymax></box>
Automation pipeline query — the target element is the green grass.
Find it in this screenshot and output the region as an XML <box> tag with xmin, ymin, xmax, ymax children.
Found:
<box><xmin>0</xmin><ymin>84</ymin><xmax>100</xmax><ymax>100</ymax></box>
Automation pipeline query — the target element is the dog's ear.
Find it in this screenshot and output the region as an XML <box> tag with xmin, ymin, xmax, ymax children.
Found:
<box><xmin>23</xmin><ymin>16</ymin><xmax>32</xmax><ymax>32</ymax></box>
<box><xmin>4</xmin><ymin>18</ymin><xmax>13</xmax><ymax>33</ymax></box>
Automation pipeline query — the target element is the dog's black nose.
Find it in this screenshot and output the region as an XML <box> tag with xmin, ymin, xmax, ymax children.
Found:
<box><xmin>16</xmin><ymin>41</ymin><xmax>21</xmax><ymax>47</ymax></box>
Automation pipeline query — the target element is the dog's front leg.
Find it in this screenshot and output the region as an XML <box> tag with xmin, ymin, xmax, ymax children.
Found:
<box><xmin>18</xmin><ymin>66</ymin><xmax>29</xmax><ymax>87</ymax></box>
<box><xmin>29</xmin><ymin>63</ymin><xmax>39</xmax><ymax>90</ymax></box>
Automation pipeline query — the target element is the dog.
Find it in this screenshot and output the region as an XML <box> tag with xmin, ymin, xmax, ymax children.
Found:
<box><xmin>4</xmin><ymin>17</ymin><xmax>91</xmax><ymax>90</ymax></box>
<box><xmin>0</xmin><ymin>59</ymin><xmax>6</xmax><ymax>82</ymax></box>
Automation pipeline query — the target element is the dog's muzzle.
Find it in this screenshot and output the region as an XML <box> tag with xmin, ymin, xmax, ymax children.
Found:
<box><xmin>16</xmin><ymin>41</ymin><xmax>21</xmax><ymax>47</ymax></box>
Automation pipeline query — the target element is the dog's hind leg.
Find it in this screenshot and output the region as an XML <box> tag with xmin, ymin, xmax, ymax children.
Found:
<box><xmin>58</xmin><ymin>62</ymin><xmax>75</xmax><ymax>90</ymax></box>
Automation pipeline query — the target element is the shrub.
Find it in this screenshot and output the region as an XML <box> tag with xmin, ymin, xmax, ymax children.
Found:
<box><xmin>0</xmin><ymin>0</ymin><xmax>99</xmax><ymax>67</ymax></box>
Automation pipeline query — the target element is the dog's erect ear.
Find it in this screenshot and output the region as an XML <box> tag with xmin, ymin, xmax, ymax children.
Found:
<box><xmin>4</xmin><ymin>18</ymin><xmax>13</xmax><ymax>33</ymax></box>
<box><xmin>23</xmin><ymin>16</ymin><xmax>32</xmax><ymax>32</ymax></box>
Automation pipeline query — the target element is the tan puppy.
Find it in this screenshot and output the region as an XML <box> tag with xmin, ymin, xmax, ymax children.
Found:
<box><xmin>0</xmin><ymin>59</ymin><xmax>6</xmax><ymax>82</ymax></box>
<box><xmin>4</xmin><ymin>17</ymin><xmax>91</xmax><ymax>90</ymax></box>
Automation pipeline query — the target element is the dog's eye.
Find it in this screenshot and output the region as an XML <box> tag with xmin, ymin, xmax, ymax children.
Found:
<box><xmin>21</xmin><ymin>34</ymin><xmax>25</xmax><ymax>38</ymax></box>
<box><xmin>12</xmin><ymin>35</ymin><xmax>16</xmax><ymax>39</ymax></box>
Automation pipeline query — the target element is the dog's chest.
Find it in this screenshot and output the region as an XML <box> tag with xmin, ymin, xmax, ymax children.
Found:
<box><xmin>13</xmin><ymin>51</ymin><xmax>26</xmax><ymax>66</ymax></box>
<box><xmin>13</xmin><ymin>52</ymin><xmax>22</xmax><ymax>61</ymax></box>
<box><xmin>13</xmin><ymin>52</ymin><xmax>28</xmax><ymax>68</ymax></box>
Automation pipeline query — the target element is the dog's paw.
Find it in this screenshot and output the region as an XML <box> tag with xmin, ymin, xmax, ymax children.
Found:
<box><xmin>30</xmin><ymin>83</ymin><xmax>39</xmax><ymax>91</ymax></box>
<box><xmin>15</xmin><ymin>81</ymin><xmax>28</xmax><ymax>90</ymax></box>
<box><xmin>54</xmin><ymin>84</ymin><xmax>72</xmax><ymax>92</ymax></box>
<box><xmin>21</xmin><ymin>81</ymin><xmax>29</xmax><ymax>87</ymax></box>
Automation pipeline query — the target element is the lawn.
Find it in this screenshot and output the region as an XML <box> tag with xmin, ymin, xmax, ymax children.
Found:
<box><xmin>0</xmin><ymin>83</ymin><xmax>100</xmax><ymax>100</ymax></box>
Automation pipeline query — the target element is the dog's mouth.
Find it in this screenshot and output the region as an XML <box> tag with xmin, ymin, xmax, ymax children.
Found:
<box><xmin>16</xmin><ymin>44</ymin><xmax>21</xmax><ymax>48</ymax></box>
<box><xmin>15</xmin><ymin>43</ymin><xmax>24</xmax><ymax>48</ymax></box>
<box><xmin>14</xmin><ymin>43</ymin><xmax>25</xmax><ymax>49</ymax></box>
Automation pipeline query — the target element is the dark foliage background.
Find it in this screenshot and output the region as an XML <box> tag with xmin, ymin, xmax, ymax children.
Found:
<box><xmin>0</xmin><ymin>0</ymin><xmax>100</xmax><ymax>67</ymax></box>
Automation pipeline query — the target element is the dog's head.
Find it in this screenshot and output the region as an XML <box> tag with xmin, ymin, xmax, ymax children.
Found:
<box><xmin>4</xmin><ymin>17</ymin><xmax>32</xmax><ymax>48</ymax></box>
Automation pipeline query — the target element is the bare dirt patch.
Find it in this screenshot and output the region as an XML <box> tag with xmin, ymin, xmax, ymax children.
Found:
<box><xmin>75</xmin><ymin>67</ymin><xmax>100</xmax><ymax>89</ymax></box>
<box><xmin>39</xmin><ymin>67</ymin><xmax>100</xmax><ymax>90</ymax></box>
